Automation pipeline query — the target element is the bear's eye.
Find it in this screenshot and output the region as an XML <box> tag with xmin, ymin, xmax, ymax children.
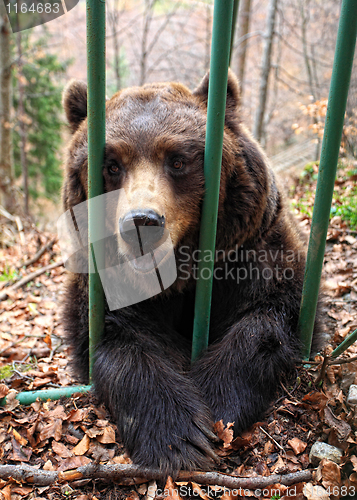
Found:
<box><xmin>107</xmin><ymin>162</ymin><xmax>120</xmax><ymax>175</ymax></box>
<box><xmin>171</xmin><ymin>158</ymin><xmax>185</xmax><ymax>170</ymax></box>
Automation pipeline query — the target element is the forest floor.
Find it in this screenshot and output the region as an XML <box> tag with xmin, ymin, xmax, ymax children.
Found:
<box><xmin>0</xmin><ymin>160</ymin><xmax>357</xmax><ymax>500</ymax></box>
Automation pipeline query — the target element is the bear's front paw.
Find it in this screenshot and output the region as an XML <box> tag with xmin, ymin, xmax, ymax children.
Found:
<box><xmin>125</xmin><ymin>403</ymin><xmax>219</xmax><ymax>478</ymax></box>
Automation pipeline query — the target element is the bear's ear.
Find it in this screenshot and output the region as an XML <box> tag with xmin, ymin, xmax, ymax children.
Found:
<box><xmin>193</xmin><ymin>69</ymin><xmax>240</xmax><ymax>120</ymax></box>
<box><xmin>63</xmin><ymin>80</ymin><xmax>87</xmax><ymax>133</ymax></box>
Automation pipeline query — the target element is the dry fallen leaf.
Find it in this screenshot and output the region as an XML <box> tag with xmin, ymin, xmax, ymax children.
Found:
<box><xmin>39</xmin><ymin>418</ymin><xmax>62</xmax><ymax>442</ymax></box>
<box><xmin>287</xmin><ymin>437</ymin><xmax>307</xmax><ymax>455</ymax></box>
<box><xmin>11</xmin><ymin>486</ymin><xmax>33</xmax><ymax>496</ymax></box>
<box><xmin>57</xmin><ymin>455</ymin><xmax>91</xmax><ymax>471</ymax></box>
<box><xmin>303</xmin><ymin>483</ymin><xmax>329</xmax><ymax>500</ymax></box>
<box><xmin>350</xmin><ymin>455</ymin><xmax>357</xmax><ymax>472</ymax></box>
<box><xmin>0</xmin><ymin>384</ymin><xmax>9</xmax><ymax>399</ymax></box>
<box><xmin>220</xmin><ymin>490</ymin><xmax>240</xmax><ymax>500</ymax></box>
<box><xmin>10</xmin><ymin>437</ymin><xmax>32</xmax><ymax>462</ymax></box>
<box><xmin>191</xmin><ymin>482</ymin><xmax>212</xmax><ymax>500</ymax></box>
<box><xmin>146</xmin><ymin>481</ymin><xmax>157</xmax><ymax>500</ymax></box>
<box><xmin>12</xmin><ymin>428</ymin><xmax>27</xmax><ymax>446</ymax></box>
<box><xmin>213</xmin><ymin>420</ymin><xmax>234</xmax><ymax>448</ymax></box>
<box><xmin>72</xmin><ymin>434</ymin><xmax>90</xmax><ymax>456</ymax></box>
<box><xmin>317</xmin><ymin>458</ymin><xmax>341</xmax><ymax>491</ymax></box>
<box><xmin>271</xmin><ymin>455</ymin><xmax>286</xmax><ymax>473</ymax></box>
<box><xmin>52</xmin><ymin>440</ymin><xmax>73</xmax><ymax>458</ymax></box>
<box><xmin>112</xmin><ymin>454</ymin><xmax>132</xmax><ymax>464</ymax></box>
<box><xmin>0</xmin><ymin>485</ymin><xmax>12</xmax><ymax>500</ymax></box>
<box><xmin>96</xmin><ymin>426</ymin><xmax>116</xmax><ymax>444</ymax></box>
<box><xmin>164</xmin><ymin>476</ymin><xmax>183</xmax><ymax>500</ymax></box>
<box><xmin>43</xmin><ymin>459</ymin><xmax>55</xmax><ymax>471</ymax></box>
<box><xmin>125</xmin><ymin>491</ymin><xmax>140</xmax><ymax>500</ymax></box>
<box><xmin>302</xmin><ymin>391</ymin><xmax>328</xmax><ymax>409</ymax></box>
<box><xmin>324</xmin><ymin>406</ymin><xmax>351</xmax><ymax>442</ymax></box>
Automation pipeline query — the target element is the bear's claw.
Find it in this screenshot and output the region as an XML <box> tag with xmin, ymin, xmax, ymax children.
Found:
<box><xmin>126</xmin><ymin>402</ymin><xmax>218</xmax><ymax>478</ymax></box>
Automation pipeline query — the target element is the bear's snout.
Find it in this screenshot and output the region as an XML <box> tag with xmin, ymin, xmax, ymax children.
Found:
<box><xmin>119</xmin><ymin>209</ymin><xmax>166</xmax><ymax>251</ymax></box>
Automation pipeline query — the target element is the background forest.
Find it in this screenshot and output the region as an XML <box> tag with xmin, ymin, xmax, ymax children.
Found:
<box><xmin>0</xmin><ymin>0</ymin><xmax>356</xmax><ymax>223</ymax></box>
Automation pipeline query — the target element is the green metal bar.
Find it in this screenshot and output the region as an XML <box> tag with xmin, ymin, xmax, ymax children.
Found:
<box><xmin>229</xmin><ymin>0</ymin><xmax>240</xmax><ymax>64</ymax></box>
<box><xmin>298</xmin><ymin>0</ymin><xmax>357</xmax><ymax>361</ymax></box>
<box><xmin>1</xmin><ymin>0</ymin><xmax>106</xmax><ymax>408</ymax></box>
<box><xmin>331</xmin><ymin>328</ymin><xmax>357</xmax><ymax>359</ymax></box>
<box><xmin>1</xmin><ymin>0</ymin><xmax>104</xmax><ymax>408</ymax></box>
<box><xmin>192</xmin><ymin>0</ymin><xmax>234</xmax><ymax>362</ymax></box>
<box><xmin>87</xmin><ymin>0</ymin><xmax>106</xmax><ymax>380</ymax></box>
<box><xmin>0</xmin><ymin>385</ymin><xmax>92</xmax><ymax>406</ymax></box>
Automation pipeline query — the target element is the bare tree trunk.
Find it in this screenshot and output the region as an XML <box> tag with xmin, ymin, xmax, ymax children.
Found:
<box><xmin>108</xmin><ymin>0</ymin><xmax>122</xmax><ymax>91</ymax></box>
<box><xmin>253</xmin><ymin>0</ymin><xmax>278</xmax><ymax>142</ymax></box>
<box><xmin>299</xmin><ymin>0</ymin><xmax>320</xmax><ymax>161</ymax></box>
<box><xmin>261</xmin><ymin>9</ymin><xmax>282</xmax><ymax>149</ymax></box>
<box><xmin>235</xmin><ymin>0</ymin><xmax>252</xmax><ymax>96</ymax></box>
<box><xmin>0</xmin><ymin>4</ymin><xmax>15</xmax><ymax>213</ymax></box>
<box><xmin>140</xmin><ymin>0</ymin><xmax>156</xmax><ymax>86</ymax></box>
<box><xmin>204</xmin><ymin>3</ymin><xmax>212</xmax><ymax>72</ymax></box>
<box><xmin>113</xmin><ymin>27</ymin><xmax>122</xmax><ymax>90</ymax></box>
<box><xmin>299</xmin><ymin>0</ymin><xmax>314</xmax><ymax>97</ymax></box>
<box><xmin>16</xmin><ymin>31</ymin><xmax>29</xmax><ymax>216</ymax></box>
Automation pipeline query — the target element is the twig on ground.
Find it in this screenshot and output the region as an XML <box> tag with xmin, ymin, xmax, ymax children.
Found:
<box><xmin>0</xmin><ymin>463</ymin><xmax>313</xmax><ymax>488</ymax></box>
<box><xmin>15</xmin><ymin>216</ymin><xmax>25</xmax><ymax>245</ymax></box>
<box><xmin>0</xmin><ymin>261</ymin><xmax>64</xmax><ymax>302</ymax></box>
<box><xmin>329</xmin><ymin>355</ymin><xmax>357</xmax><ymax>365</ymax></box>
<box><xmin>0</xmin><ymin>206</ymin><xmax>16</xmax><ymax>222</ymax></box>
<box><xmin>315</xmin><ymin>355</ymin><xmax>329</xmax><ymax>385</ymax></box>
<box><xmin>0</xmin><ymin>335</ymin><xmax>46</xmax><ymax>357</ymax></box>
<box><xmin>298</xmin><ymin>354</ymin><xmax>357</xmax><ymax>366</ymax></box>
<box><xmin>20</xmin><ymin>237</ymin><xmax>57</xmax><ymax>268</ymax></box>
<box><xmin>259</xmin><ymin>426</ymin><xmax>285</xmax><ymax>452</ymax></box>
<box><xmin>0</xmin><ymin>207</ymin><xmax>25</xmax><ymax>244</ymax></box>
<box><xmin>329</xmin><ymin>225</ymin><xmax>357</xmax><ymax>235</ymax></box>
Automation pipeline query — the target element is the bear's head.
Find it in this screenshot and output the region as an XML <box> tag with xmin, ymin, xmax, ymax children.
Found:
<box><xmin>62</xmin><ymin>72</ymin><xmax>272</xmax><ymax>289</ymax></box>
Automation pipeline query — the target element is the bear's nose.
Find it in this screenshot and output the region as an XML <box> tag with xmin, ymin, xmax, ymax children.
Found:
<box><xmin>119</xmin><ymin>209</ymin><xmax>165</xmax><ymax>247</ymax></box>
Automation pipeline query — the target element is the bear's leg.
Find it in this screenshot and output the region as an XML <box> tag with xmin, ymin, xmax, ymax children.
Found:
<box><xmin>92</xmin><ymin>314</ymin><xmax>218</xmax><ymax>477</ymax></box>
<box><xmin>191</xmin><ymin>307</ymin><xmax>300</xmax><ymax>433</ymax></box>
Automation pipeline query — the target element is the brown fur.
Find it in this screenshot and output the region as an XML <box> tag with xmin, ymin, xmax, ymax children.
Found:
<box><xmin>61</xmin><ymin>71</ymin><xmax>324</xmax><ymax>477</ymax></box>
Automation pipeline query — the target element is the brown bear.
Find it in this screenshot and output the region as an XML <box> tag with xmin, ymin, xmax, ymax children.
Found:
<box><xmin>61</xmin><ymin>71</ymin><xmax>323</xmax><ymax>477</ymax></box>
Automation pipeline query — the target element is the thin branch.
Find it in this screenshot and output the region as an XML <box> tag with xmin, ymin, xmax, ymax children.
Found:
<box><xmin>146</xmin><ymin>3</ymin><xmax>181</xmax><ymax>57</ymax></box>
<box><xmin>259</xmin><ymin>426</ymin><xmax>285</xmax><ymax>452</ymax></box>
<box><xmin>275</xmin><ymin>74</ymin><xmax>305</xmax><ymax>96</ymax></box>
<box><xmin>0</xmin><ymin>463</ymin><xmax>314</xmax><ymax>488</ymax></box>
<box><xmin>20</xmin><ymin>237</ymin><xmax>57</xmax><ymax>268</ymax></box>
<box><xmin>299</xmin><ymin>355</ymin><xmax>357</xmax><ymax>366</ymax></box>
<box><xmin>106</xmin><ymin>11</ymin><xmax>143</xmax><ymax>40</ymax></box>
<box><xmin>276</xmin><ymin>32</ymin><xmax>332</xmax><ymax>68</ymax></box>
<box><xmin>0</xmin><ymin>261</ymin><xmax>63</xmax><ymax>301</ymax></box>
<box><xmin>315</xmin><ymin>355</ymin><xmax>329</xmax><ymax>385</ymax></box>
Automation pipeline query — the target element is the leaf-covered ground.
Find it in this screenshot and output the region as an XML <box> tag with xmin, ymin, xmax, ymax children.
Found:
<box><xmin>0</xmin><ymin>161</ymin><xmax>357</xmax><ymax>500</ymax></box>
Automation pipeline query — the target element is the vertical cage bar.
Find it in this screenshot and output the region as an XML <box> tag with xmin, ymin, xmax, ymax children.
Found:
<box><xmin>298</xmin><ymin>0</ymin><xmax>357</xmax><ymax>360</ymax></box>
<box><xmin>86</xmin><ymin>0</ymin><xmax>106</xmax><ymax>381</ymax></box>
<box><xmin>191</xmin><ymin>0</ymin><xmax>235</xmax><ymax>362</ymax></box>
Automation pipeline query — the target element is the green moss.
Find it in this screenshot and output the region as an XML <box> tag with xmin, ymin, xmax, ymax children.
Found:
<box><xmin>0</xmin><ymin>358</ymin><xmax>37</xmax><ymax>381</ymax></box>
<box><xmin>291</xmin><ymin>160</ymin><xmax>357</xmax><ymax>229</ymax></box>
<box><xmin>0</xmin><ymin>265</ymin><xmax>19</xmax><ymax>282</ymax></box>
<box><xmin>0</xmin><ymin>365</ymin><xmax>14</xmax><ymax>380</ymax></box>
